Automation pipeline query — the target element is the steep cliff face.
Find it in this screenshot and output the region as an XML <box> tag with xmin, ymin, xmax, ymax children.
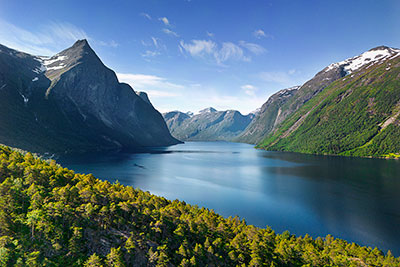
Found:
<box><xmin>0</xmin><ymin>40</ymin><xmax>179</xmax><ymax>154</ymax></box>
<box><xmin>163</xmin><ymin>108</ymin><xmax>254</xmax><ymax>141</ymax></box>
<box><xmin>235</xmin><ymin>86</ymin><xmax>299</xmax><ymax>144</ymax></box>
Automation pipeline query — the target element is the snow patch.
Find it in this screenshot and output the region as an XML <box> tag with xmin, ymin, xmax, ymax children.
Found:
<box><xmin>325</xmin><ymin>47</ymin><xmax>400</xmax><ymax>75</ymax></box>
<box><xmin>33</xmin><ymin>54</ymin><xmax>68</xmax><ymax>73</ymax></box>
<box><xmin>19</xmin><ymin>93</ymin><xmax>29</xmax><ymax>104</ymax></box>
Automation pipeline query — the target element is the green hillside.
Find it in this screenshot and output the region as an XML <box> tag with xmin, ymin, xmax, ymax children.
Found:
<box><xmin>0</xmin><ymin>145</ymin><xmax>399</xmax><ymax>266</ymax></box>
<box><xmin>259</xmin><ymin>50</ymin><xmax>400</xmax><ymax>158</ymax></box>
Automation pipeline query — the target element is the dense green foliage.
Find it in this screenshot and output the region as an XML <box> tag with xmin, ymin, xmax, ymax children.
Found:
<box><xmin>0</xmin><ymin>145</ymin><xmax>399</xmax><ymax>266</ymax></box>
<box><xmin>259</xmin><ymin>53</ymin><xmax>400</xmax><ymax>158</ymax></box>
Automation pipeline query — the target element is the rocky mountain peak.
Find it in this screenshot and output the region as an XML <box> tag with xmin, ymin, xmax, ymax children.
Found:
<box><xmin>369</xmin><ymin>45</ymin><xmax>399</xmax><ymax>52</ymax></box>
<box><xmin>199</xmin><ymin>107</ymin><xmax>217</xmax><ymax>113</ymax></box>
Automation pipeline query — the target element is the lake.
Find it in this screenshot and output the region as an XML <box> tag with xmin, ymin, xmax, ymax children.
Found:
<box><xmin>59</xmin><ymin>141</ymin><xmax>400</xmax><ymax>255</ymax></box>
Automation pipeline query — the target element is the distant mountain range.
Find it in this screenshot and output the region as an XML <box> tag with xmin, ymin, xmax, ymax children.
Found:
<box><xmin>163</xmin><ymin>108</ymin><xmax>254</xmax><ymax>141</ymax></box>
<box><xmin>0</xmin><ymin>40</ymin><xmax>180</xmax><ymax>154</ymax></box>
<box><xmin>238</xmin><ymin>45</ymin><xmax>400</xmax><ymax>158</ymax></box>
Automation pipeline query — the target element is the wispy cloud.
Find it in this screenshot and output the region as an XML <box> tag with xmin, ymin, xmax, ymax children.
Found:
<box><xmin>97</xmin><ymin>40</ymin><xmax>119</xmax><ymax>48</ymax></box>
<box><xmin>259</xmin><ymin>70</ymin><xmax>299</xmax><ymax>86</ymax></box>
<box><xmin>140</xmin><ymin>12</ymin><xmax>152</xmax><ymax>20</ymax></box>
<box><xmin>179</xmin><ymin>39</ymin><xmax>251</xmax><ymax>65</ymax></box>
<box><xmin>162</xmin><ymin>28</ymin><xmax>179</xmax><ymax>37</ymax></box>
<box><xmin>253</xmin><ymin>29</ymin><xmax>269</xmax><ymax>39</ymax></box>
<box><xmin>206</xmin><ymin>31</ymin><xmax>214</xmax><ymax>37</ymax></box>
<box><xmin>0</xmin><ymin>20</ymin><xmax>88</xmax><ymax>55</ymax></box>
<box><xmin>0</xmin><ymin>19</ymin><xmax>117</xmax><ymax>56</ymax></box>
<box><xmin>241</xmin><ymin>84</ymin><xmax>258</xmax><ymax>96</ymax></box>
<box><xmin>239</xmin><ymin>41</ymin><xmax>266</xmax><ymax>55</ymax></box>
<box><xmin>140</xmin><ymin>37</ymin><xmax>166</xmax><ymax>59</ymax></box>
<box><xmin>159</xmin><ymin>17</ymin><xmax>170</xmax><ymax>26</ymax></box>
<box><xmin>151</xmin><ymin>37</ymin><xmax>160</xmax><ymax>48</ymax></box>
<box><xmin>142</xmin><ymin>50</ymin><xmax>161</xmax><ymax>58</ymax></box>
<box><xmin>179</xmin><ymin>40</ymin><xmax>216</xmax><ymax>56</ymax></box>
<box><xmin>217</xmin><ymin>42</ymin><xmax>249</xmax><ymax>63</ymax></box>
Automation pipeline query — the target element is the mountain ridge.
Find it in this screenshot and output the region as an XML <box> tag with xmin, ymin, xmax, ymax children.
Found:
<box><xmin>0</xmin><ymin>40</ymin><xmax>180</xmax><ymax>154</ymax></box>
<box><xmin>163</xmin><ymin>108</ymin><xmax>254</xmax><ymax>141</ymax></box>
<box><xmin>256</xmin><ymin>45</ymin><xmax>400</xmax><ymax>158</ymax></box>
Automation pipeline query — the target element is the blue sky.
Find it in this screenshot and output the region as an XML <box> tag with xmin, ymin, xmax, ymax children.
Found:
<box><xmin>1</xmin><ymin>0</ymin><xmax>399</xmax><ymax>114</ymax></box>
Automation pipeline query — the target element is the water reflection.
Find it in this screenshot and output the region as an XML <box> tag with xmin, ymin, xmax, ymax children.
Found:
<box><xmin>59</xmin><ymin>141</ymin><xmax>400</xmax><ymax>254</ymax></box>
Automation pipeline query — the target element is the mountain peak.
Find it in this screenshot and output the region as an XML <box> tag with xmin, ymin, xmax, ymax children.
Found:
<box><xmin>369</xmin><ymin>45</ymin><xmax>399</xmax><ymax>52</ymax></box>
<box><xmin>68</xmin><ymin>39</ymin><xmax>95</xmax><ymax>54</ymax></box>
<box><xmin>325</xmin><ymin>45</ymin><xmax>400</xmax><ymax>75</ymax></box>
<box><xmin>199</xmin><ymin>107</ymin><xmax>217</xmax><ymax>113</ymax></box>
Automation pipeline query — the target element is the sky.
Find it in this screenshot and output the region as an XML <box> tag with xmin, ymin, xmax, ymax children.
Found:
<box><xmin>0</xmin><ymin>0</ymin><xmax>399</xmax><ymax>114</ymax></box>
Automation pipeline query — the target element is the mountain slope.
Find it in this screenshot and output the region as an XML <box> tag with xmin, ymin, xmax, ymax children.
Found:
<box><xmin>163</xmin><ymin>108</ymin><xmax>254</xmax><ymax>141</ymax></box>
<box><xmin>235</xmin><ymin>86</ymin><xmax>299</xmax><ymax>144</ymax></box>
<box><xmin>259</xmin><ymin>46</ymin><xmax>400</xmax><ymax>158</ymax></box>
<box><xmin>0</xmin><ymin>40</ymin><xmax>179</xmax><ymax>153</ymax></box>
<box><xmin>236</xmin><ymin>47</ymin><xmax>356</xmax><ymax>145</ymax></box>
<box><xmin>1</xmin><ymin>145</ymin><xmax>398</xmax><ymax>266</ymax></box>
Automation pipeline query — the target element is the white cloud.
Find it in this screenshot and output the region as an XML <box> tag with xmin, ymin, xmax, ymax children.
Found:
<box><xmin>239</xmin><ymin>41</ymin><xmax>266</xmax><ymax>55</ymax></box>
<box><xmin>162</xmin><ymin>28</ymin><xmax>179</xmax><ymax>37</ymax></box>
<box><xmin>179</xmin><ymin>40</ymin><xmax>216</xmax><ymax>56</ymax></box>
<box><xmin>146</xmin><ymin>90</ymin><xmax>179</xmax><ymax>97</ymax></box>
<box><xmin>241</xmin><ymin>84</ymin><xmax>258</xmax><ymax>96</ymax></box>
<box><xmin>206</xmin><ymin>31</ymin><xmax>214</xmax><ymax>37</ymax></box>
<box><xmin>116</xmin><ymin>73</ymin><xmax>184</xmax><ymax>101</ymax></box>
<box><xmin>159</xmin><ymin>17</ymin><xmax>170</xmax><ymax>26</ymax></box>
<box><xmin>117</xmin><ymin>73</ymin><xmax>184</xmax><ymax>90</ymax></box>
<box><xmin>253</xmin><ymin>29</ymin><xmax>267</xmax><ymax>39</ymax></box>
<box><xmin>179</xmin><ymin>39</ymin><xmax>250</xmax><ymax>65</ymax></box>
<box><xmin>117</xmin><ymin>73</ymin><xmax>269</xmax><ymax>114</ymax></box>
<box><xmin>140</xmin><ymin>13</ymin><xmax>152</xmax><ymax>20</ymax></box>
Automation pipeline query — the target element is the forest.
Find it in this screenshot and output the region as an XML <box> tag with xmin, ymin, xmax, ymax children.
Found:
<box><xmin>0</xmin><ymin>145</ymin><xmax>399</xmax><ymax>266</ymax></box>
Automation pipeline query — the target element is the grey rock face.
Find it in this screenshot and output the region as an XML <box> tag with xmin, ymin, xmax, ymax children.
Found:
<box><xmin>235</xmin><ymin>86</ymin><xmax>299</xmax><ymax>144</ymax></box>
<box><xmin>135</xmin><ymin>91</ymin><xmax>152</xmax><ymax>106</ymax></box>
<box><xmin>0</xmin><ymin>40</ymin><xmax>180</xmax><ymax>153</ymax></box>
<box><xmin>163</xmin><ymin>108</ymin><xmax>254</xmax><ymax>141</ymax></box>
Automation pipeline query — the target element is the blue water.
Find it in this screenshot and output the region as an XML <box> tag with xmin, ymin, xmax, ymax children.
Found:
<box><xmin>59</xmin><ymin>141</ymin><xmax>400</xmax><ymax>255</ymax></box>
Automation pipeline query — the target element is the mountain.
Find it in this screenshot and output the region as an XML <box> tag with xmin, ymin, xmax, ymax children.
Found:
<box><xmin>163</xmin><ymin>108</ymin><xmax>254</xmax><ymax>141</ymax></box>
<box><xmin>237</xmin><ymin>46</ymin><xmax>366</xmax><ymax>145</ymax></box>
<box><xmin>259</xmin><ymin>46</ymin><xmax>400</xmax><ymax>158</ymax></box>
<box><xmin>235</xmin><ymin>86</ymin><xmax>300</xmax><ymax>144</ymax></box>
<box><xmin>0</xmin><ymin>40</ymin><xmax>179</xmax><ymax>154</ymax></box>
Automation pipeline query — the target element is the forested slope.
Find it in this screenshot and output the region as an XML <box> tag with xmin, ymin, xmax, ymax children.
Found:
<box><xmin>259</xmin><ymin>47</ymin><xmax>400</xmax><ymax>158</ymax></box>
<box><xmin>0</xmin><ymin>145</ymin><xmax>399</xmax><ymax>266</ymax></box>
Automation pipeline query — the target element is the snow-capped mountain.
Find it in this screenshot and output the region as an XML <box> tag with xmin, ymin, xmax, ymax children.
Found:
<box><xmin>324</xmin><ymin>46</ymin><xmax>400</xmax><ymax>75</ymax></box>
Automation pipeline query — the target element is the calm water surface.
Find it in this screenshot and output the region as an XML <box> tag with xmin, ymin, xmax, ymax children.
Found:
<box><xmin>59</xmin><ymin>141</ymin><xmax>400</xmax><ymax>254</ymax></box>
